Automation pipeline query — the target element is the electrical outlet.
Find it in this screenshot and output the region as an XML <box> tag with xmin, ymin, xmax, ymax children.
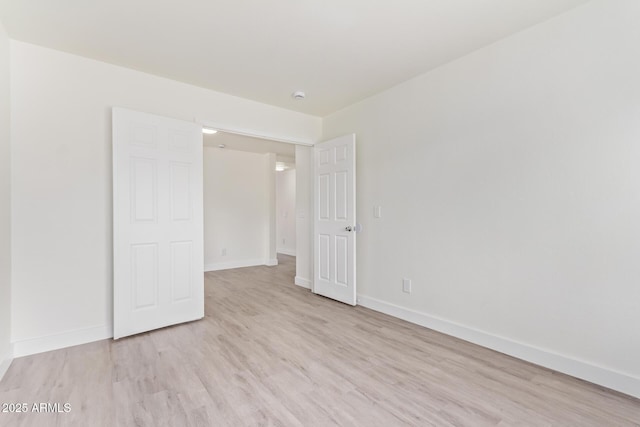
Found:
<box><xmin>221</xmin><ymin>248</ymin><xmax>227</xmax><ymax>256</ymax></box>
<box><xmin>402</xmin><ymin>278</ymin><xmax>411</xmax><ymax>294</ymax></box>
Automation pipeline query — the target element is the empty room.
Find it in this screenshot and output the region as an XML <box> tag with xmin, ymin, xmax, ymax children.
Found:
<box><xmin>0</xmin><ymin>0</ymin><xmax>639</xmax><ymax>426</ymax></box>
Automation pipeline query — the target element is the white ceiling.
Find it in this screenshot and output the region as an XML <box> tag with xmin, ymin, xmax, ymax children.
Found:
<box><xmin>0</xmin><ymin>0</ymin><xmax>588</xmax><ymax>116</ymax></box>
<box><xmin>204</xmin><ymin>131</ymin><xmax>295</xmax><ymax>163</ymax></box>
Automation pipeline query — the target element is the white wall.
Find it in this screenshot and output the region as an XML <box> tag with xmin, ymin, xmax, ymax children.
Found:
<box><xmin>204</xmin><ymin>148</ymin><xmax>276</xmax><ymax>270</ymax></box>
<box><xmin>9</xmin><ymin>41</ymin><xmax>320</xmax><ymax>356</ymax></box>
<box><xmin>323</xmin><ymin>0</ymin><xmax>640</xmax><ymax>398</ymax></box>
<box><xmin>276</xmin><ymin>169</ymin><xmax>296</xmax><ymax>256</ymax></box>
<box><xmin>294</xmin><ymin>145</ymin><xmax>313</xmax><ymax>288</ymax></box>
<box><xmin>0</xmin><ymin>19</ymin><xmax>12</xmax><ymax>379</ymax></box>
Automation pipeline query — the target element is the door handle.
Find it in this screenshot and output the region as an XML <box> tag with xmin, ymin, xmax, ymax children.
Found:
<box><xmin>345</xmin><ymin>226</ymin><xmax>353</xmax><ymax>232</ymax></box>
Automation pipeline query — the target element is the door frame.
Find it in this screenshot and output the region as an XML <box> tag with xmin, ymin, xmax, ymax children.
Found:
<box><xmin>196</xmin><ymin>118</ymin><xmax>315</xmax><ymax>147</ymax></box>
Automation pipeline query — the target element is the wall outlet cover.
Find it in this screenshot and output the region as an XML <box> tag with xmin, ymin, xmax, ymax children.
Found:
<box><xmin>402</xmin><ymin>278</ymin><xmax>411</xmax><ymax>294</ymax></box>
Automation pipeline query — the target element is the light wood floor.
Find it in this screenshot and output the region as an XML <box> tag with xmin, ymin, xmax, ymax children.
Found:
<box><xmin>1</xmin><ymin>255</ymin><xmax>639</xmax><ymax>426</ymax></box>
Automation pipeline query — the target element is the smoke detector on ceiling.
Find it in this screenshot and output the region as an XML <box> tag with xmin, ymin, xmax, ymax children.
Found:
<box><xmin>291</xmin><ymin>91</ymin><xmax>306</xmax><ymax>100</ymax></box>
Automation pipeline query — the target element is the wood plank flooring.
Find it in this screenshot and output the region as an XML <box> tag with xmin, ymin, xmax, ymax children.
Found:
<box><xmin>1</xmin><ymin>254</ymin><xmax>639</xmax><ymax>426</ymax></box>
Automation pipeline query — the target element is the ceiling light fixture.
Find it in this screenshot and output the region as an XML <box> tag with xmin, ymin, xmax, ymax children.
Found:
<box><xmin>202</xmin><ymin>127</ymin><xmax>218</xmax><ymax>135</ymax></box>
<box><xmin>291</xmin><ymin>91</ymin><xmax>306</xmax><ymax>100</ymax></box>
<box><xmin>218</xmin><ymin>144</ymin><xmax>225</xmax><ymax>149</ymax></box>
<box><xmin>275</xmin><ymin>162</ymin><xmax>287</xmax><ymax>172</ymax></box>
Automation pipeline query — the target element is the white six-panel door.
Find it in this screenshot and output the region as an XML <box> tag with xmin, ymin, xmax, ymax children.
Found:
<box><xmin>113</xmin><ymin>108</ymin><xmax>204</xmax><ymax>339</ymax></box>
<box><xmin>313</xmin><ymin>134</ymin><xmax>356</xmax><ymax>305</ymax></box>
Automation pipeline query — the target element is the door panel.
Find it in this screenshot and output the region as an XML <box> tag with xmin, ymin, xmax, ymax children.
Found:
<box><xmin>335</xmin><ymin>236</ymin><xmax>348</xmax><ymax>286</ymax></box>
<box><xmin>170</xmin><ymin>241</ymin><xmax>193</xmax><ymax>302</ymax></box>
<box><xmin>335</xmin><ymin>171</ymin><xmax>348</xmax><ymax>220</ymax></box>
<box><xmin>113</xmin><ymin>107</ymin><xmax>204</xmax><ymax>339</ymax></box>
<box><xmin>131</xmin><ymin>243</ymin><xmax>159</xmax><ymax>310</ymax></box>
<box><xmin>131</xmin><ymin>157</ymin><xmax>157</xmax><ymax>222</ymax></box>
<box><xmin>313</xmin><ymin>134</ymin><xmax>356</xmax><ymax>305</ymax></box>
<box><xmin>319</xmin><ymin>174</ymin><xmax>330</xmax><ymax>220</ymax></box>
<box><xmin>170</xmin><ymin>162</ymin><xmax>192</xmax><ymax>221</ymax></box>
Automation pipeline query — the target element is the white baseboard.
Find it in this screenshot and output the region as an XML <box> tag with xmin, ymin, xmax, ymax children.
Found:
<box><xmin>294</xmin><ymin>276</ymin><xmax>311</xmax><ymax>289</ymax></box>
<box><xmin>205</xmin><ymin>258</ymin><xmax>276</xmax><ymax>272</ymax></box>
<box><xmin>13</xmin><ymin>324</ymin><xmax>113</xmax><ymax>358</ymax></box>
<box><xmin>265</xmin><ymin>258</ymin><xmax>279</xmax><ymax>267</ymax></box>
<box><xmin>0</xmin><ymin>344</ymin><xmax>14</xmax><ymax>381</ymax></box>
<box><xmin>277</xmin><ymin>249</ymin><xmax>297</xmax><ymax>257</ymax></box>
<box><xmin>356</xmin><ymin>294</ymin><xmax>640</xmax><ymax>399</ymax></box>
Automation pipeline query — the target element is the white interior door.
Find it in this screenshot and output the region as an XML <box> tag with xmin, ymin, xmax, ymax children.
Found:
<box><xmin>113</xmin><ymin>107</ymin><xmax>204</xmax><ymax>339</ymax></box>
<box><xmin>313</xmin><ymin>134</ymin><xmax>356</xmax><ymax>305</ymax></box>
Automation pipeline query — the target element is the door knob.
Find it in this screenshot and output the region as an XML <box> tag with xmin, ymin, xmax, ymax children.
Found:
<box><xmin>345</xmin><ymin>226</ymin><xmax>353</xmax><ymax>232</ymax></box>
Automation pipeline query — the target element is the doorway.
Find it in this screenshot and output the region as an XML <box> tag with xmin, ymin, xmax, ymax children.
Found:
<box><xmin>202</xmin><ymin>131</ymin><xmax>298</xmax><ymax>278</ymax></box>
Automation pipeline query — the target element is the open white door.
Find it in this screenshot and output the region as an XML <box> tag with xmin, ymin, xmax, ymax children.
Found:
<box><xmin>113</xmin><ymin>107</ymin><xmax>204</xmax><ymax>339</ymax></box>
<box><xmin>313</xmin><ymin>134</ymin><xmax>356</xmax><ymax>305</ymax></box>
